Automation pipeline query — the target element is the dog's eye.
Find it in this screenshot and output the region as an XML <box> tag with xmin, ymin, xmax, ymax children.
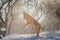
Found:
<box><xmin>56</xmin><ymin>11</ymin><xmax>60</xmax><ymax>18</ymax></box>
<box><xmin>55</xmin><ymin>9</ymin><xmax>60</xmax><ymax>19</ymax></box>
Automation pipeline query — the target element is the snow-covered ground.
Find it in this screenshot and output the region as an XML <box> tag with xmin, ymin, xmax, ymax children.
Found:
<box><xmin>0</xmin><ymin>31</ymin><xmax>60</xmax><ymax>40</ymax></box>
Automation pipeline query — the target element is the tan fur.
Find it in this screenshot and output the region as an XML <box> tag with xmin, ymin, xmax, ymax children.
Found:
<box><xmin>23</xmin><ymin>12</ymin><xmax>42</xmax><ymax>36</ymax></box>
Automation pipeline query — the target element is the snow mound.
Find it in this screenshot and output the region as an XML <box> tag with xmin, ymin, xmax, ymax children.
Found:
<box><xmin>1</xmin><ymin>31</ymin><xmax>60</xmax><ymax>40</ymax></box>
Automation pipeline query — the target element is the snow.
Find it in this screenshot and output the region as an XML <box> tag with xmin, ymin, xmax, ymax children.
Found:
<box><xmin>0</xmin><ymin>27</ymin><xmax>6</xmax><ymax>32</ymax></box>
<box><xmin>0</xmin><ymin>31</ymin><xmax>60</xmax><ymax>40</ymax></box>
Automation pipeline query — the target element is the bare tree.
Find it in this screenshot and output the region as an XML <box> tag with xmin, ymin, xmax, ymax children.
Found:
<box><xmin>40</xmin><ymin>0</ymin><xmax>60</xmax><ymax>31</ymax></box>
<box><xmin>0</xmin><ymin>0</ymin><xmax>19</xmax><ymax>37</ymax></box>
<box><xmin>5</xmin><ymin>0</ymin><xmax>19</xmax><ymax>36</ymax></box>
